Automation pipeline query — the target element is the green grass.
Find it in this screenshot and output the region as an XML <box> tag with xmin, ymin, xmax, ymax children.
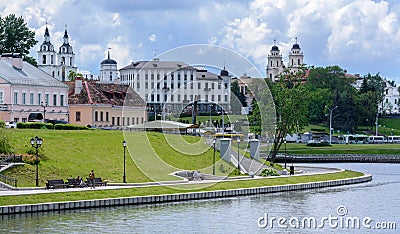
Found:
<box><xmin>0</xmin><ymin>170</ymin><xmax>363</xmax><ymax>206</ymax></box>
<box><xmin>268</xmin><ymin>142</ymin><xmax>400</xmax><ymax>155</ymax></box>
<box><xmin>2</xmin><ymin>129</ymin><xmax>237</xmax><ymax>187</ymax></box>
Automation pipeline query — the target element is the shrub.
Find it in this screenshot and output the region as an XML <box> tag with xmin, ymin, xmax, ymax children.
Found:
<box><xmin>54</xmin><ymin>124</ymin><xmax>89</xmax><ymax>130</ymax></box>
<box><xmin>0</xmin><ymin>120</ymin><xmax>5</xmax><ymax>128</ymax></box>
<box><xmin>17</xmin><ymin>122</ymin><xmax>45</xmax><ymax>129</ymax></box>
<box><xmin>306</xmin><ymin>142</ymin><xmax>331</xmax><ymax>147</ymax></box>
<box><xmin>22</xmin><ymin>154</ymin><xmax>41</xmax><ymax>165</ymax></box>
<box><xmin>260</xmin><ymin>168</ymin><xmax>280</xmax><ymax>177</ymax></box>
<box><xmin>0</xmin><ymin>129</ymin><xmax>13</xmax><ymax>154</ymax></box>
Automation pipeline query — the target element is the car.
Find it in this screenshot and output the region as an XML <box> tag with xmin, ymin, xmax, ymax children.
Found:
<box><xmin>47</xmin><ymin>120</ymin><xmax>69</xmax><ymax>124</ymax></box>
<box><xmin>5</xmin><ymin>121</ymin><xmax>17</xmax><ymax>128</ymax></box>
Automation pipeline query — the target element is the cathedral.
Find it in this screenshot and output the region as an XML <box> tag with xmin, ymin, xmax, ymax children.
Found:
<box><xmin>37</xmin><ymin>24</ymin><xmax>77</xmax><ymax>81</ymax></box>
<box><xmin>266</xmin><ymin>38</ymin><xmax>304</xmax><ymax>82</ymax></box>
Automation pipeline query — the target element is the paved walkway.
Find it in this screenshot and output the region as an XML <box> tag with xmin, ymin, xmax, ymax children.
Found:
<box><xmin>0</xmin><ymin>165</ymin><xmax>342</xmax><ymax>197</ymax></box>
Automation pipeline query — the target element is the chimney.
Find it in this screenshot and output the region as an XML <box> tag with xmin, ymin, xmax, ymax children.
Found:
<box><xmin>75</xmin><ymin>77</ymin><xmax>83</xmax><ymax>95</ymax></box>
<box><xmin>1</xmin><ymin>53</ymin><xmax>23</xmax><ymax>70</ymax></box>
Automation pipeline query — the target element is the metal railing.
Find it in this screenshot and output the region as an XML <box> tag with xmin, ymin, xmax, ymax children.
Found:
<box><xmin>0</xmin><ymin>174</ymin><xmax>18</xmax><ymax>188</ymax></box>
<box><xmin>0</xmin><ymin>155</ymin><xmax>23</xmax><ymax>164</ymax></box>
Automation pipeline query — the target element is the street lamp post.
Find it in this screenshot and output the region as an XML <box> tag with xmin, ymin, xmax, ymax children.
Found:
<box><xmin>213</xmin><ymin>138</ymin><xmax>216</xmax><ymax>175</ymax></box>
<box><xmin>209</xmin><ymin>104</ymin><xmax>213</xmax><ymax>127</ymax></box>
<box><xmin>326</xmin><ymin>105</ymin><xmax>338</xmax><ymax>145</ymax></box>
<box><xmin>30</xmin><ymin>136</ymin><xmax>43</xmax><ymax>187</ymax></box>
<box><xmin>237</xmin><ymin>138</ymin><xmax>240</xmax><ymax>172</ymax></box>
<box><xmin>41</xmin><ymin>101</ymin><xmax>48</xmax><ymax>122</ymax></box>
<box><xmin>284</xmin><ymin>140</ymin><xmax>287</xmax><ymax>169</ymax></box>
<box><xmin>123</xmin><ymin>140</ymin><xmax>127</xmax><ymax>183</ymax></box>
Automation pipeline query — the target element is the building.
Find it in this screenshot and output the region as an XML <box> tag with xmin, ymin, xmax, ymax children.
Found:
<box><xmin>266</xmin><ymin>39</ymin><xmax>304</xmax><ymax>82</ymax></box>
<box><xmin>382</xmin><ymin>80</ymin><xmax>400</xmax><ymax>114</ymax></box>
<box><xmin>66</xmin><ymin>78</ymin><xmax>146</xmax><ymax>128</ymax></box>
<box><xmin>0</xmin><ymin>53</ymin><xmax>69</xmax><ymax>122</ymax></box>
<box><xmin>119</xmin><ymin>59</ymin><xmax>232</xmax><ymax>118</ymax></box>
<box><xmin>100</xmin><ymin>50</ymin><xmax>118</xmax><ymax>83</ymax></box>
<box><xmin>37</xmin><ymin>24</ymin><xmax>77</xmax><ymax>81</ymax></box>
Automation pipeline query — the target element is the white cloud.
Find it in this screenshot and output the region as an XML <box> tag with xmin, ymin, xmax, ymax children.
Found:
<box><xmin>148</xmin><ymin>34</ymin><xmax>157</xmax><ymax>42</ymax></box>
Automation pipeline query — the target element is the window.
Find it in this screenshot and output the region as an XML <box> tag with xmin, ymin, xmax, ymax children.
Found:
<box><xmin>225</xmin><ymin>95</ymin><xmax>228</xmax><ymax>102</ymax></box>
<box><xmin>112</xmin><ymin>117</ymin><xmax>115</xmax><ymax>125</ymax></box>
<box><xmin>95</xmin><ymin>111</ymin><xmax>98</xmax><ymax>121</ymax></box>
<box><xmin>0</xmin><ymin>91</ymin><xmax>4</xmax><ymax>104</ymax></box>
<box><xmin>100</xmin><ymin>111</ymin><xmax>104</xmax><ymax>121</ymax></box>
<box><xmin>76</xmin><ymin>111</ymin><xmax>81</xmax><ymax>122</ymax></box>
<box><xmin>53</xmin><ymin>94</ymin><xmax>57</xmax><ymax>106</ymax></box>
<box><xmin>45</xmin><ymin>94</ymin><xmax>50</xmax><ymax>105</ymax></box>
<box><xmin>117</xmin><ymin>117</ymin><xmax>120</xmax><ymax>126</ymax></box>
<box><xmin>178</xmin><ymin>95</ymin><xmax>181</xmax><ymax>102</ymax></box>
<box><xmin>42</xmin><ymin>55</ymin><xmax>46</xmax><ymax>64</ymax></box>
<box><xmin>198</xmin><ymin>83</ymin><xmax>201</xmax><ymax>89</ymax></box>
<box><xmin>106</xmin><ymin>112</ymin><xmax>109</xmax><ymax>122</ymax></box>
<box><xmin>30</xmin><ymin>93</ymin><xmax>34</xmax><ymax>105</ymax></box>
<box><xmin>22</xmin><ymin>93</ymin><xmax>26</xmax><ymax>105</ymax></box>
<box><xmin>38</xmin><ymin>93</ymin><xmax>42</xmax><ymax>105</ymax></box>
<box><xmin>12</xmin><ymin>92</ymin><xmax>16</xmax><ymax>104</ymax></box>
<box><xmin>122</xmin><ymin>117</ymin><xmax>125</xmax><ymax>126</ymax></box>
<box><xmin>127</xmin><ymin>117</ymin><xmax>130</xmax><ymax>126</ymax></box>
<box><xmin>60</xmin><ymin>95</ymin><xmax>64</xmax><ymax>106</ymax></box>
<box><xmin>211</xmin><ymin>83</ymin><xmax>215</xmax><ymax>89</ymax></box>
<box><xmin>218</xmin><ymin>95</ymin><xmax>221</xmax><ymax>102</ymax></box>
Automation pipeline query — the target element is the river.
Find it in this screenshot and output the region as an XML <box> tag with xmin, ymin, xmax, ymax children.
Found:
<box><xmin>1</xmin><ymin>163</ymin><xmax>399</xmax><ymax>233</ymax></box>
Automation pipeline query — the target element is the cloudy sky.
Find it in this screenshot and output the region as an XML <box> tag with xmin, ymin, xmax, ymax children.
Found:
<box><xmin>2</xmin><ymin>0</ymin><xmax>400</xmax><ymax>83</ymax></box>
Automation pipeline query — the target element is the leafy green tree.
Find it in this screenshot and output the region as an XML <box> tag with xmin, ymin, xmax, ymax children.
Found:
<box><xmin>267</xmin><ymin>78</ymin><xmax>309</xmax><ymax>164</ymax></box>
<box><xmin>230</xmin><ymin>80</ymin><xmax>247</xmax><ymax>114</ymax></box>
<box><xmin>0</xmin><ymin>14</ymin><xmax>37</xmax><ymax>65</ymax></box>
<box><xmin>68</xmin><ymin>70</ymin><xmax>83</xmax><ymax>81</ymax></box>
<box><xmin>248</xmin><ymin>98</ymin><xmax>261</xmax><ymax>135</ymax></box>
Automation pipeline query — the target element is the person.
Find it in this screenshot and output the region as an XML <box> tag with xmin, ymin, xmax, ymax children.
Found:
<box><xmin>75</xmin><ymin>176</ymin><xmax>82</xmax><ymax>187</ymax></box>
<box><xmin>89</xmin><ymin>170</ymin><xmax>96</xmax><ymax>189</ymax></box>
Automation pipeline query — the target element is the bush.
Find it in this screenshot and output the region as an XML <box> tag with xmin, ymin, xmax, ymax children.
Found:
<box><xmin>306</xmin><ymin>142</ymin><xmax>331</xmax><ymax>147</ymax></box>
<box><xmin>0</xmin><ymin>120</ymin><xmax>5</xmax><ymax>128</ymax></box>
<box><xmin>17</xmin><ymin>122</ymin><xmax>45</xmax><ymax>129</ymax></box>
<box><xmin>260</xmin><ymin>168</ymin><xmax>280</xmax><ymax>177</ymax></box>
<box><xmin>22</xmin><ymin>154</ymin><xmax>41</xmax><ymax>165</ymax></box>
<box><xmin>0</xmin><ymin>129</ymin><xmax>13</xmax><ymax>154</ymax></box>
<box><xmin>54</xmin><ymin>124</ymin><xmax>89</xmax><ymax>130</ymax></box>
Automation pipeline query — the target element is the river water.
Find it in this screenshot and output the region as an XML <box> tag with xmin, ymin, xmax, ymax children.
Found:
<box><xmin>1</xmin><ymin>163</ymin><xmax>399</xmax><ymax>233</ymax></box>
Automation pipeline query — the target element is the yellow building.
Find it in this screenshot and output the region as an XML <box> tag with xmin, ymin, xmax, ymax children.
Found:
<box><xmin>66</xmin><ymin>78</ymin><xmax>146</xmax><ymax>129</ymax></box>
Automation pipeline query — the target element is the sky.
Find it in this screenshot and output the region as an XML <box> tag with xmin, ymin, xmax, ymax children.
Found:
<box><xmin>2</xmin><ymin>0</ymin><xmax>400</xmax><ymax>83</ymax></box>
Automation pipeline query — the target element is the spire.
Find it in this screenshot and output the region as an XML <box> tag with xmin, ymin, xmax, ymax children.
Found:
<box><xmin>108</xmin><ymin>48</ymin><xmax>111</xmax><ymax>59</ymax></box>
<box><xmin>44</xmin><ymin>21</ymin><xmax>49</xmax><ymax>37</ymax></box>
<box><xmin>63</xmin><ymin>25</ymin><xmax>69</xmax><ymax>45</ymax></box>
<box><xmin>295</xmin><ymin>37</ymin><xmax>298</xmax><ymax>44</ymax></box>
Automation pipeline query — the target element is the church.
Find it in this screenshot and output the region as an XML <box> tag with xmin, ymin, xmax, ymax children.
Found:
<box><xmin>266</xmin><ymin>38</ymin><xmax>305</xmax><ymax>82</ymax></box>
<box><xmin>37</xmin><ymin>24</ymin><xmax>77</xmax><ymax>81</ymax></box>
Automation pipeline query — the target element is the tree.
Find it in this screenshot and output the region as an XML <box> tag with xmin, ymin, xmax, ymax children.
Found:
<box><xmin>0</xmin><ymin>14</ymin><xmax>37</xmax><ymax>65</ymax></box>
<box><xmin>68</xmin><ymin>70</ymin><xmax>83</xmax><ymax>81</ymax></box>
<box><xmin>230</xmin><ymin>80</ymin><xmax>247</xmax><ymax>114</ymax></box>
<box><xmin>267</xmin><ymin>78</ymin><xmax>309</xmax><ymax>164</ymax></box>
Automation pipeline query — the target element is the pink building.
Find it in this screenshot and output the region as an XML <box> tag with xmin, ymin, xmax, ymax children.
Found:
<box><xmin>0</xmin><ymin>53</ymin><xmax>69</xmax><ymax>122</ymax></box>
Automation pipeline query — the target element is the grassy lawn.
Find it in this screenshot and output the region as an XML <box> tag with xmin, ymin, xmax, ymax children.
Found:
<box><xmin>0</xmin><ymin>170</ymin><xmax>363</xmax><ymax>206</ymax></box>
<box><xmin>268</xmin><ymin>142</ymin><xmax>400</xmax><ymax>155</ymax></box>
<box><xmin>1</xmin><ymin>129</ymin><xmax>237</xmax><ymax>187</ymax></box>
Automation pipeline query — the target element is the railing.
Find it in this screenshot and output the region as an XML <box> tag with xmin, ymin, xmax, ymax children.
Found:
<box><xmin>0</xmin><ymin>174</ymin><xmax>18</xmax><ymax>188</ymax></box>
<box><xmin>0</xmin><ymin>155</ymin><xmax>23</xmax><ymax>164</ymax></box>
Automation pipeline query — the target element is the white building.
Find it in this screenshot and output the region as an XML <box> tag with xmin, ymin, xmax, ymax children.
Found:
<box><xmin>266</xmin><ymin>39</ymin><xmax>304</xmax><ymax>82</ymax></box>
<box><xmin>37</xmin><ymin>24</ymin><xmax>77</xmax><ymax>81</ymax></box>
<box><xmin>119</xmin><ymin>59</ymin><xmax>231</xmax><ymax>118</ymax></box>
<box><xmin>0</xmin><ymin>53</ymin><xmax>69</xmax><ymax>122</ymax></box>
<box><xmin>382</xmin><ymin>80</ymin><xmax>400</xmax><ymax>114</ymax></box>
<box><xmin>100</xmin><ymin>50</ymin><xmax>118</xmax><ymax>83</ymax></box>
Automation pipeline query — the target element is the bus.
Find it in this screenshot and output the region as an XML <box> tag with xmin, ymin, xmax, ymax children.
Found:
<box><xmin>388</xmin><ymin>136</ymin><xmax>400</xmax><ymax>143</ymax></box>
<box><xmin>367</xmin><ymin>136</ymin><xmax>386</xmax><ymax>144</ymax></box>
<box><xmin>338</xmin><ymin>134</ymin><xmax>368</xmax><ymax>144</ymax></box>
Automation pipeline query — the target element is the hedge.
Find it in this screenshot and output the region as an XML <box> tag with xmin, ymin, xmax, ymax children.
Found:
<box><xmin>16</xmin><ymin>122</ymin><xmax>89</xmax><ymax>130</ymax></box>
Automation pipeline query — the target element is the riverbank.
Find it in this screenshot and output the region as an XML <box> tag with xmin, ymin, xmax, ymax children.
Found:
<box><xmin>275</xmin><ymin>154</ymin><xmax>400</xmax><ymax>163</ymax></box>
<box><xmin>0</xmin><ymin>169</ymin><xmax>370</xmax><ymax>215</ymax></box>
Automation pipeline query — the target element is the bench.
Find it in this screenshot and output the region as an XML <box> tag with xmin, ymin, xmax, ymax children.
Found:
<box><xmin>67</xmin><ymin>178</ymin><xmax>80</xmax><ymax>188</ymax></box>
<box><xmin>46</xmin><ymin>179</ymin><xmax>68</xmax><ymax>189</ymax></box>
<box><xmin>86</xmin><ymin>177</ymin><xmax>107</xmax><ymax>186</ymax></box>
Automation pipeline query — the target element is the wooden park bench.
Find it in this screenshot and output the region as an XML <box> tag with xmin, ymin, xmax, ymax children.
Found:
<box><xmin>86</xmin><ymin>177</ymin><xmax>107</xmax><ymax>186</ymax></box>
<box><xmin>67</xmin><ymin>178</ymin><xmax>79</xmax><ymax>188</ymax></box>
<box><xmin>46</xmin><ymin>179</ymin><xmax>68</xmax><ymax>189</ymax></box>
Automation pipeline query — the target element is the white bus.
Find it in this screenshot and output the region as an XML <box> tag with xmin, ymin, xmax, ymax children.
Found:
<box><xmin>367</xmin><ymin>136</ymin><xmax>386</xmax><ymax>144</ymax></box>
<box><xmin>388</xmin><ymin>136</ymin><xmax>400</xmax><ymax>143</ymax></box>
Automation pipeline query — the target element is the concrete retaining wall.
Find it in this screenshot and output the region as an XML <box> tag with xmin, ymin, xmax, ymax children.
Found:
<box><xmin>0</xmin><ymin>174</ymin><xmax>372</xmax><ymax>215</ymax></box>
<box><xmin>275</xmin><ymin>154</ymin><xmax>400</xmax><ymax>163</ymax></box>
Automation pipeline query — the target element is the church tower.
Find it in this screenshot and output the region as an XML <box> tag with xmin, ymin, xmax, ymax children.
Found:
<box><xmin>37</xmin><ymin>22</ymin><xmax>57</xmax><ymax>77</ymax></box>
<box><xmin>288</xmin><ymin>37</ymin><xmax>304</xmax><ymax>74</ymax></box>
<box><xmin>266</xmin><ymin>40</ymin><xmax>284</xmax><ymax>82</ymax></box>
<box><xmin>100</xmin><ymin>49</ymin><xmax>118</xmax><ymax>83</ymax></box>
<box><xmin>57</xmin><ymin>25</ymin><xmax>76</xmax><ymax>81</ymax></box>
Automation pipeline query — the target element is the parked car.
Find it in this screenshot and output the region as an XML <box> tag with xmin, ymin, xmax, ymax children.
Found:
<box><xmin>47</xmin><ymin>120</ymin><xmax>69</xmax><ymax>124</ymax></box>
<box><xmin>5</xmin><ymin>121</ymin><xmax>17</xmax><ymax>128</ymax></box>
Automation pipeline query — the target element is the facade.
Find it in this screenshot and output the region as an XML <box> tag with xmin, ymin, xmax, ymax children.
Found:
<box><xmin>266</xmin><ymin>39</ymin><xmax>304</xmax><ymax>82</ymax></box>
<box><xmin>0</xmin><ymin>53</ymin><xmax>69</xmax><ymax>122</ymax></box>
<box><xmin>382</xmin><ymin>80</ymin><xmax>400</xmax><ymax>114</ymax></box>
<box><xmin>37</xmin><ymin>24</ymin><xmax>77</xmax><ymax>81</ymax></box>
<box><xmin>119</xmin><ymin>59</ymin><xmax>232</xmax><ymax>118</ymax></box>
<box><xmin>66</xmin><ymin>78</ymin><xmax>146</xmax><ymax>128</ymax></box>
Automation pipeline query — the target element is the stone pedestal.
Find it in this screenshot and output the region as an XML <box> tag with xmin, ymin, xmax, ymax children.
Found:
<box><xmin>220</xmin><ymin>138</ymin><xmax>232</xmax><ymax>162</ymax></box>
<box><xmin>249</xmin><ymin>139</ymin><xmax>260</xmax><ymax>160</ymax></box>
